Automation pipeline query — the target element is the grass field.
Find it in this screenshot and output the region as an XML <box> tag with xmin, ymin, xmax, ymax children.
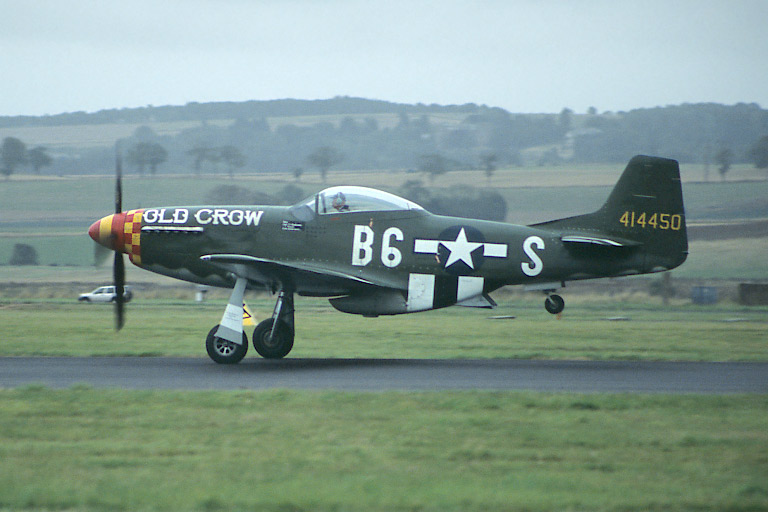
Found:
<box><xmin>1</xmin><ymin>300</ymin><xmax>766</xmax><ymax>361</ymax></box>
<box><xmin>0</xmin><ymin>388</ymin><xmax>766</xmax><ymax>512</ymax></box>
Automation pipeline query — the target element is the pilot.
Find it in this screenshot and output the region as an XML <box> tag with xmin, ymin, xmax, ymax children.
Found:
<box><xmin>331</xmin><ymin>192</ymin><xmax>349</xmax><ymax>212</ymax></box>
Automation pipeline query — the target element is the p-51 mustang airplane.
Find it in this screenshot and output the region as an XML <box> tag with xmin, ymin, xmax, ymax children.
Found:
<box><xmin>89</xmin><ymin>155</ymin><xmax>687</xmax><ymax>364</ymax></box>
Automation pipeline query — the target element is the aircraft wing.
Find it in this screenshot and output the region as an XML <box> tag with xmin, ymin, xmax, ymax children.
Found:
<box><xmin>200</xmin><ymin>253</ymin><xmax>392</xmax><ymax>294</ymax></box>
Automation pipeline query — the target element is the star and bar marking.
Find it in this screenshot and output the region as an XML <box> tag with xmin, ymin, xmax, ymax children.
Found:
<box><xmin>414</xmin><ymin>227</ymin><xmax>508</xmax><ymax>270</ymax></box>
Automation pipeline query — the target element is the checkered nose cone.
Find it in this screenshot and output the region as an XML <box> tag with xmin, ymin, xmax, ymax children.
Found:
<box><xmin>88</xmin><ymin>209</ymin><xmax>144</xmax><ymax>265</ymax></box>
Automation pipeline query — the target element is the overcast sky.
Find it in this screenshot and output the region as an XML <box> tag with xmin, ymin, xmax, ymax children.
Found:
<box><xmin>2</xmin><ymin>0</ymin><xmax>767</xmax><ymax>117</ymax></box>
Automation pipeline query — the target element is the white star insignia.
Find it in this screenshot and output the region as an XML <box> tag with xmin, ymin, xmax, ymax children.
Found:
<box><xmin>440</xmin><ymin>228</ymin><xmax>483</xmax><ymax>269</ymax></box>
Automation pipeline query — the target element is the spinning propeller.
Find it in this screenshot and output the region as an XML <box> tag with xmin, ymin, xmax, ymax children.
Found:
<box><xmin>113</xmin><ymin>152</ymin><xmax>126</xmax><ymax>330</ymax></box>
<box><xmin>88</xmin><ymin>148</ymin><xmax>128</xmax><ymax>330</ymax></box>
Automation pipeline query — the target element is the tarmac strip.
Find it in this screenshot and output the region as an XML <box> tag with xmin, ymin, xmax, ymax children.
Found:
<box><xmin>1</xmin><ymin>357</ymin><xmax>766</xmax><ymax>393</ymax></box>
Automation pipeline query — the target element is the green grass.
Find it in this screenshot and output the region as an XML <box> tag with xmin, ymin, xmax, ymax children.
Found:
<box><xmin>0</xmin><ymin>235</ymin><xmax>92</xmax><ymax>266</ymax></box>
<box><xmin>674</xmin><ymin>238</ymin><xmax>768</xmax><ymax>279</ymax></box>
<box><xmin>0</xmin><ymin>388</ymin><xmax>765</xmax><ymax>511</ymax></box>
<box><xmin>1</xmin><ymin>300</ymin><xmax>766</xmax><ymax>361</ymax></box>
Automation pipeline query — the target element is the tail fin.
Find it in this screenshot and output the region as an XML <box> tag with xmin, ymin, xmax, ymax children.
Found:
<box><xmin>533</xmin><ymin>155</ymin><xmax>688</xmax><ymax>272</ymax></box>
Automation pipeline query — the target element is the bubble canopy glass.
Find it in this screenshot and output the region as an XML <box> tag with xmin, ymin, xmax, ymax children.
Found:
<box><xmin>291</xmin><ymin>186</ymin><xmax>424</xmax><ymax>219</ymax></box>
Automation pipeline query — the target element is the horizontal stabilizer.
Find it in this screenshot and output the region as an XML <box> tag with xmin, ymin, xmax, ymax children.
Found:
<box><xmin>560</xmin><ymin>235</ymin><xmax>641</xmax><ymax>247</ymax></box>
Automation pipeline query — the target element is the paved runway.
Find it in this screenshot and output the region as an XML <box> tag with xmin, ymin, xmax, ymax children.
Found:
<box><xmin>1</xmin><ymin>357</ymin><xmax>766</xmax><ymax>393</ymax></box>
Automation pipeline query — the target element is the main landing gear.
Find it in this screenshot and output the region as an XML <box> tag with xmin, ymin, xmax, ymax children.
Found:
<box><xmin>205</xmin><ymin>278</ymin><xmax>296</xmax><ymax>364</ymax></box>
<box><xmin>252</xmin><ymin>290</ymin><xmax>295</xmax><ymax>359</ymax></box>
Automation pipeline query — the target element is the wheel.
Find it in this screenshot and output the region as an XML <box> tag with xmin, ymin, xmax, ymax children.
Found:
<box><xmin>205</xmin><ymin>325</ymin><xmax>248</xmax><ymax>364</ymax></box>
<box><xmin>252</xmin><ymin>318</ymin><xmax>294</xmax><ymax>359</ymax></box>
<box><xmin>544</xmin><ymin>294</ymin><xmax>565</xmax><ymax>315</ymax></box>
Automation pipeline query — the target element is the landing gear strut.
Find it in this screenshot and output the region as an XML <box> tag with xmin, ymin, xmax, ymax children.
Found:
<box><xmin>544</xmin><ymin>294</ymin><xmax>565</xmax><ymax>315</ymax></box>
<box><xmin>252</xmin><ymin>289</ymin><xmax>295</xmax><ymax>359</ymax></box>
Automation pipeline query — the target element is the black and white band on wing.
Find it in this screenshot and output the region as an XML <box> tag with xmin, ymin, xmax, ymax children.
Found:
<box><xmin>406</xmin><ymin>273</ymin><xmax>495</xmax><ymax>312</ymax></box>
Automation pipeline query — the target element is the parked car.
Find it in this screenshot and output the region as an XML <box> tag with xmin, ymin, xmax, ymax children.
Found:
<box><xmin>78</xmin><ymin>285</ymin><xmax>133</xmax><ymax>303</ymax></box>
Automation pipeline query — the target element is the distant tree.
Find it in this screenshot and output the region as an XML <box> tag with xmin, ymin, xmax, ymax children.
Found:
<box><xmin>27</xmin><ymin>146</ymin><xmax>52</xmax><ymax>174</ymax></box>
<box><xmin>9</xmin><ymin>243</ymin><xmax>38</xmax><ymax>265</ymax></box>
<box><xmin>338</xmin><ymin>116</ymin><xmax>359</xmax><ymax>135</ymax></box>
<box><xmin>1</xmin><ymin>137</ymin><xmax>27</xmax><ymax>179</ymax></box>
<box><xmin>538</xmin><ymin>147</ymin><xmax>562</xmax><ymax>166</ymax></box>
<box><xmin>399</xmin><ymin>179</ymin><xmax>431</xmax><ymax>207</ymax></box>
<box><xmin>205</xmin><ymin>185</ymin><xmax>279</xmax><ymax>205</ymax></box>
<box><xmin>587</xmin><ymin>106</ymin><xmax>598</xmax><ymax>115</ymax></box>
<box><xmin>219</xmin><ymin>145</ymin><xmax>246</xmax><ymax>178</ymax></box>
<box><xmin>293</xmin><ymin>167</ymin><xmax>304</xmax><ymax>182</ymax></box>
<box><xmin>748</xmin><ymin>135</ymin><xmax>768</xmax><ymax>171</ymax></box>
<box><xmin>132</xmin><ymin>125</ymin><xmax>158</xmax><ymax>142</ymax></box>
<box><xmin>715</xmin><ymin>147</ymin><xmax>733</xmax><ymax>181</ymax></box>
<box><xmin>277</xmin><ymin>184</ymin><xmax>305</xmax><ymax>205</ymax></box>
<box><xmin>187</xmin><ymin>145</ymin><xmax>215</xmax><ymax>175</ymax></box>
<box><xmin>418</xmin><ymin>153</ymin><xmax>449</xmax><ymax>184</ymax></box>
<box><xmin>127</xmin><ymin>142</ymin><xmax>168</xmax><ymax>175</ymax></box>
<box><xmin>307</xmin><ymin>146</ymin><xmax>344</xmax><ymax>183</ymax></box>
<box><xmin>558</xmin><ymin>107</ymin><xmax>573</xmax><ymax>136</ymax></box>
<box><xmin>480</xmin><ymin>152</ymin><xmax>497</xmax><ymax>183</ymax></box>
<box><xmin>363</xmin><ymin>117</ymin><xmax>379</xmax><ymax>133</ymax></box>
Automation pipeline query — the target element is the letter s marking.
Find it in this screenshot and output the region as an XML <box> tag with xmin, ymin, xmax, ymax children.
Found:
<box><xmin>521</xmin><ymin>236</ymin><xmax>545</xmax><ymax>277</ymax></box>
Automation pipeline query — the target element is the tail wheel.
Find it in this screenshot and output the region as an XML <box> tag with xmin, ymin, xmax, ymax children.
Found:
<box><xmin>544</xmin><ymin>294</ymin><xmax>565</xmax><ymax>315</ymax></box>
<box><xmin>253</xmin><ymin>318</ymin><xmax>294</xmax><ymax>359</ymax></box>
<box><xmin>205</xmin><ymin>325</ymin><xmax>248</xmax><ymax>364</ymax></box>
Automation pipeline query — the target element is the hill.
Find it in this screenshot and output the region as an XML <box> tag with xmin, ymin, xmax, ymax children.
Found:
<box><xmin>1</xmin><ymin>98</ymin><xmax>767</xmax><ymax>177</ymax></box>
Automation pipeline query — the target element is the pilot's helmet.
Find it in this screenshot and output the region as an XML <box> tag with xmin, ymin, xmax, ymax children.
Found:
<box><xmin>331</xmin><ymin>192</ymin><xmax>347</xmax><ymax>211</ymax></box>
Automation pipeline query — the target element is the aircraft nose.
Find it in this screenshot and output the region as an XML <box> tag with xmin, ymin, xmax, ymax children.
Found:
<box><xmin>88</xmin><ymin>213</ymin><xmax>127</xmax><ymax>252</ymax></box>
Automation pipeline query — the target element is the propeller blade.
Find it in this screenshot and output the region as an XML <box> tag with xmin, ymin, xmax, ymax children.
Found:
<box><xmin>115</xmin><ymin>149</ymin><xmax>123</xmax><ymax>214</ymax></box>
<box><xmin>113</xmin><ymin>144</ymin><xmax>126</xmax><ymax>330</ymax></box>
<box><xmin>114</xmin><ymin>252</ymin><xmax>125</xmax><ymax>330</ymax></box>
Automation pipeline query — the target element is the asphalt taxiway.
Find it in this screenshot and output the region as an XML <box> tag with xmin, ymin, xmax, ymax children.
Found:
<box><xmin>1</xmin><ymin>357</ymin><xmax>766</xmax><ymax>393</ymax></box>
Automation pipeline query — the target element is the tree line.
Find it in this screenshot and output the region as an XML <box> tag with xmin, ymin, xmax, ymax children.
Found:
<box><xmin>2</xmin><ymin>99</ymin><xmax>768</xmax><ymax>180</ymax></box>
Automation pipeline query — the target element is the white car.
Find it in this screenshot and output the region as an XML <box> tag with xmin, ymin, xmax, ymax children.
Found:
<box><xmin>78</xmin><ymin>285</ymin><xmax>133</xmax><ymax>303</ymax></box>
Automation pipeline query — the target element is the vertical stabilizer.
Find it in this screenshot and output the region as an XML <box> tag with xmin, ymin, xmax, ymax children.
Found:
<box><xmin>533</xmin><ymin>155</ymin><xmax>688</xmax><ymax>272</ymax></box>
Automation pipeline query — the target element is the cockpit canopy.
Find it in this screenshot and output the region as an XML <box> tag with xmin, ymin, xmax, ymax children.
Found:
<box><xmin>290</xmin><ymin>186</ymin><xmax>424</xmax><ymax>221</ymax></box>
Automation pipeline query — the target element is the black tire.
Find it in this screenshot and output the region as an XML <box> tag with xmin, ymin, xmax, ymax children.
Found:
<box><xmin>252</xmin><ymin>319</ymin><xmax>294</xmax><ymax>359</ymax></box>
<box><xmin>205</xmin><ymin>325</ymin><xmax>248</xmax><ymax>364</ymax></box>
<box><xmin>544</xmin><ymin>294</ymin><xmax>565</xmax><ymax>315</ymax></box>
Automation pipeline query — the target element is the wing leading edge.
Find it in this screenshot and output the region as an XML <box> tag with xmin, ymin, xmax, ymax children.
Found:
<box><xmin>200</xmin><ymin>253</ymin><xmax>388</xmax><ymax>295</ymax></box>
